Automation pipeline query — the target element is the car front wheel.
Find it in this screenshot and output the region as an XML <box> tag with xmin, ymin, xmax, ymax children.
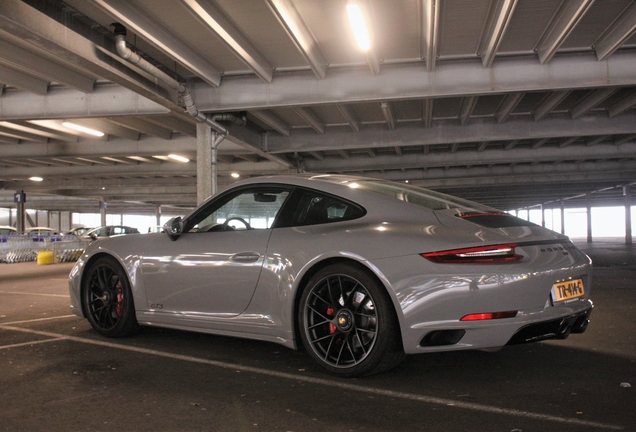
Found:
<box><xmin>298</xmin><ymin>263</ymin><xmax>405</xmax><ymax>377</ymax></box>
<box><xmin>82</xmin><ymin>256</ymin><xmax>139</xmax><ymax>338</ymax></box>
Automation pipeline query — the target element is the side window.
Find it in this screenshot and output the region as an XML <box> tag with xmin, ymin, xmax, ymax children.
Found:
<box><xmin>293</xmin><ymin>190</ymin><xmax>365</xmax><ymax>226</ymax></box>
<box><xmin>186</xmin><ymin>187</ymin><xmax>290</xmax><ymax>233</ymax></box>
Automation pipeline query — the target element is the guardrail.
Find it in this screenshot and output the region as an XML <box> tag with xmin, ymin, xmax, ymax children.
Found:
<box><xmin>0</xmin><ymin>235</ymin><xmax>90</xmax><ymax>264</ymax></box>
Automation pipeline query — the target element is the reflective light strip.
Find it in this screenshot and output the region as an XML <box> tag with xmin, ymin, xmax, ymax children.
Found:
<box><xmin>458</xmin><ymin>212</ymin><xmax>508</xmax><ymax>219</ymax></box>
<box><xmin>460</xmin><ymin>311</ymin><xmax>518</xmax><ymax>321</ymax></box>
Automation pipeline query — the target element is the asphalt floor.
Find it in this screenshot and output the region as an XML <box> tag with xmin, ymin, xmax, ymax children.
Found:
<box><xmin>0</xmin><ymin>238</ymin><xmax>634</xmax><ymax>431</ymax></box>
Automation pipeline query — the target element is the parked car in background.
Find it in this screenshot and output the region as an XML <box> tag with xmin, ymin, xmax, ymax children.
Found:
<box><xmin>23</xmin><ymin>227</ymin><xmax>62</xmax><ymax>243</ymax></box>
<box><xmin>147</xmin><ymin>226</ymin><xmax>165</xmax><ymax>233</ymax></box>
<box><xmin>83</xmin><ymin>225</ymin><xmax>140</xmax><ymax>240</ymax></box>
<box><xmin>25</xmin><ymin>227</ymin><xmax>59</xmax><ymax>236</ymax></box>
<box><xmin>66</xmin><ymin>226</ymin><xmax>93</xmax><ymax>237</ymax></box>
<box><xmin>69</xmin><ymin>174</ymin><xmax>593</xmax><ymax>377</ymax></box>
<box><xmin>0</xmin><ymin>226</ymin><xmax>17</xmax><ymax>235</ymax></box>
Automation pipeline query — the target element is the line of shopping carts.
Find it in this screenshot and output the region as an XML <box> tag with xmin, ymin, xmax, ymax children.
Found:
<box><xmin>0</xmin><ymin>235</ymin><xmax>89</xmax><ymax>264</ymax></box>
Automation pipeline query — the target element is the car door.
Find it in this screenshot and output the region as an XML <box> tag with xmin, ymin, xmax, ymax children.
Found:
<box><xmin>141</xmin><ymin>186</ymin><xmax>291</xmax><ymax>317</ymax></box>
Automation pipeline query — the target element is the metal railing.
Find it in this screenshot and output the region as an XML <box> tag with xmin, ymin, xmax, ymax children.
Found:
<box><xmin>0</xmin><ymin>235</ymin><xmax>89</xmax><ymax>264</ymax></box>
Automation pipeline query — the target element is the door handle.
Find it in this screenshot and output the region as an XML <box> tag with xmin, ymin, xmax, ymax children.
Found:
<box><xmin>230</xmin><ymin>252</ymin><xmax>261</xmax><ymax>263</ymax></box>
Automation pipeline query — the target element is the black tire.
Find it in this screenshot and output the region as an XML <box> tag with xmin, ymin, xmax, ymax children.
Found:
<box><xmin>82</xmin><ymin>256</ymin><xmax>139</xmax><ymax>338</ymax></box>
<box><xmin>298</xmin><ymin>263</ymin><xmax>405</xmax><ymax>377</ymax></box>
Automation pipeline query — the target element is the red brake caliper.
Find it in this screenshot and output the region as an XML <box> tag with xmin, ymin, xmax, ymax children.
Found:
<box><xmin>327</xmin><ymin>307</ymin><xmax>336</xmax><ymax>334</ymax></box>
<box><xmin>115</xmin><ymin>283</ymin><xmax>124</xmax><ymax>317</ymax></box>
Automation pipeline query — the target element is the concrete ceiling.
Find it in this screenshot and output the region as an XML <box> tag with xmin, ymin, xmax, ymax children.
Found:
<box><xmin>1</xmin><ymin>0</ymin><xmax>636</xmax><ymax>215</ymax></box>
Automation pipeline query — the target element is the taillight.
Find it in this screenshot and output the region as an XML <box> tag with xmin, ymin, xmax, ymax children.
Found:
<box><xmin>421</xmin><ymin>243</ymin><xmax>522</xmax><ymax>264</ymax></box>
<box><xmin>460</xmin><ymin>311</ymin><xmax>518</xmax><ymax>321</ymax></box>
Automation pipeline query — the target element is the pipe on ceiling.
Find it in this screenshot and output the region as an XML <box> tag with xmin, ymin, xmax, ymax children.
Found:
<box><xmin>111</xmin><ymin>23</ymin><xmax>230</xmax><ymax>143</ymax></box>
<box><xmin>111</xmin><ymin>22</ymin><xmax>243</xmax><ymax>197</ymax></box>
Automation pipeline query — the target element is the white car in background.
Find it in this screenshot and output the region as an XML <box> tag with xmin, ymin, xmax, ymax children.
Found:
<box><xmin>0</xmin><ymin>226</ymin><xmax>17</xmax><ymax>235</ymax></box>
<box><xmin>25</xmin><ymin>227</ymin><xmax>58</xmax><ymax>236</ymax></box>
<box><xmin>66</xmin><ymin>226</ymin><xmax>93</xmax><ymax>237</ymax></box>
<box><xmin>82</xmin><ymin>225</ymin><xmax>140</xmax><ymax>240</ymax></box>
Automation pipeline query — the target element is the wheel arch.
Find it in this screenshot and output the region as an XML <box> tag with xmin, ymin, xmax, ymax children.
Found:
<box><xmin>291</xmin><ymin>256</ymin><xmax>404</xmax><ymax>351</ymax></box>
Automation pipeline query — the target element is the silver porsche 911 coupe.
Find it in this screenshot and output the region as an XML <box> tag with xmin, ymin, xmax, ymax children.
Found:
<box><xmin>69</xmin><ymin>174</ymin><xmax>593</xmax><ymax>377</ymax></box>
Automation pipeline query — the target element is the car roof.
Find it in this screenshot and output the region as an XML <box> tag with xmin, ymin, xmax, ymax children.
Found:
<box><xmin>234</xmin><ymin>174</ymin><xmax>366</xmax><ymax>187</ymax></box>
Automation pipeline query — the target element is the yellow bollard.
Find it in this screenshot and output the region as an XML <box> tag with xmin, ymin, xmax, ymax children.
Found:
<box><xmin>36</xmin><ymin>250</ymin><xmax>56</xmax><ymax>265</ymax></box>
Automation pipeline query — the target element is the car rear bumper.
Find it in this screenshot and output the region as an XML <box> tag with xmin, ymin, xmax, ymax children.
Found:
<box><xmin>402</xmin><ymin>298</ymin><xmax>594</xmax><ymax>354</ymax></box>
<box><xmin>506</xmin><ymin>307</ymin><xmax>592</xmax><ymax>345</ymax></box>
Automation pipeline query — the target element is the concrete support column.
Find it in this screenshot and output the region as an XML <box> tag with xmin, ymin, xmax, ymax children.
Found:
<box><xmin>14</xmin><ymin>190</ymin><xmax>26</xmax><ymax>233</ymax></box>
<box><xmin>586</xmin><ymin>192</ymin><xmax>593</xmax><ymax>243</ymax></box>
<box><xmin>625</xmin><ymin>185</ymin><xmax>633</xmax><ymax>245</ymax></box>
<box><xmin>560</xmin><ymin>201</ymin><xmax>565</xmax><ymax>235</ymax></box>
<box><xmin>16</xmin><ymin>202</ymin><xmax>25</xmax><ymax>234</ymax></box>
<box><xmin>540</xmin><ymin>204</ymin><xmax>545</xmax><ymax>227</ymax></box>
<box><xmin>212</xmin><ymin>131</ymin><xmax>218</xmax><ymax>196</ymax></box>
<box><xmin>197</xmin><ymin>122</ymin><xmax>213</xmax><ymax>205</ymax></box>
<box><xmin>100</xmin><ymin>201</ymin><xmax>107</xmax><ymax>226</ymax></box>
<box><xmin>156</xmin><ymin>205</ymin><xmax>162</xmax><ymax>227</ymax></box>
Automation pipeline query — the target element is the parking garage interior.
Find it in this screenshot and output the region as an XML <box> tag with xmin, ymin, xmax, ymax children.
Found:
<box><xmin>1</xmin><ymin>0</ymin><xmax>635</xmax><ymax>430</ymax></box>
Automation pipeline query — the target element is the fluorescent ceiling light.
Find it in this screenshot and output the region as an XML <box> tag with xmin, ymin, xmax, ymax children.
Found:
<box><xmin>168</xmin><ymin>154</ymin><xmax>190</xmax><ymax>163</ymax></box>
<box><xmin>231</xmin><ymin>172</ymin><xmax>240</xmax><ymax>178</ymax></box>
<box><xmin>346</xmin><ymin>1</ymin><xmax>370</xmax><ymax>51</ymax></box>
<box><xmin>62</xmin><ymin>122</ymin><xmax>105</xmax><ymax>137</ymax></box>
<box><xmin>29</xmin><ymin>176</ymin><xmax>43</xmax><ymax>182</ymax></box>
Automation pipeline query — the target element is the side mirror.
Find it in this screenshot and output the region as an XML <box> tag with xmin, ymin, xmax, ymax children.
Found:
<box><xmin>164</xmin><ymin>216</ymin><xmax>183</xmax><ymax>241</ymax></box>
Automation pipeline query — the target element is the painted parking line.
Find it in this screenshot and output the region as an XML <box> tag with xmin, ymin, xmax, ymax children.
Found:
<box><xmin>0</xmin><ymin>291</ymin><xmax>68</xmax><ymax>298</ymax></box>
<box><xmin>1</xmin><ymin>315</ymin><xmax>77</xmax><ymax>325</ymax></box>
<box><xmin>0</xmin><ymin>322</ymin><xmax>623</xmax><ymax>431</ymax></box>
<box><xmin>0</xmin><ymin>337</ymin><xmax>67</xmax><ymax>350</ymax></box>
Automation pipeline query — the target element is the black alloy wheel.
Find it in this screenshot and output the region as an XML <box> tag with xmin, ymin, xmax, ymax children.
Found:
<box><xmin>82</xmin><ymin>256</ymin><xmax>139</xmax><ymax>338</ymax></box>
<box><xmin>299</xmin><ymin>263</ymin><xmax>405</xmax><ymax>377</ymax></box>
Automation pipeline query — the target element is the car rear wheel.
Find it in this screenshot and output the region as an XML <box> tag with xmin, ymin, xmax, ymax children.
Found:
<box><xmin>82</xmin><ymin>256</ymin><xmax>139</xmax><ymax>338</ymax></box>
<box><xmin>298</xmin><ymin>263</ymin><xmax>405</xmax><ymax>377</ymax></box>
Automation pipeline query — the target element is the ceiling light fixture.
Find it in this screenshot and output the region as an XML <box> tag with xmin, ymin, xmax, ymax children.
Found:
<box><xmin>346</xmin><ymin>0</ymin><xmax>370</xmax><ymax>51</ymax></box>
<box><xmin>231</xmin><ymin>172</ymin><xmax>240</xmax><ymax>178</ymax></box>
<box><xmin>168</xmin><ymin>154</ymin><xmax>190</xmax><ymax>163</ymax></box>
<box><xmin>62</xmin><ymin>122</ymin><xmax>105</xmax><ymax>137</ymax></box>
<box><xmin>29</xmin><ymin>176</ymin><xmax>43</xmax><ymax>182</ymax></box>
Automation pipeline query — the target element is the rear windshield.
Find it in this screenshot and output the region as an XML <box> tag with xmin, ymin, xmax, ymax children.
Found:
<box><xmin>350</xmin><ymin>179</ymin><xmax>496</xmax><ymax>212</ymax></box>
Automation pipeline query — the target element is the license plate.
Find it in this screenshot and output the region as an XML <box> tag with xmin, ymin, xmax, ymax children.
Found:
<box><xmin>551</xmin><ymin>279</ymin><xmax>585</xmax><ymax>302</ymax></box>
